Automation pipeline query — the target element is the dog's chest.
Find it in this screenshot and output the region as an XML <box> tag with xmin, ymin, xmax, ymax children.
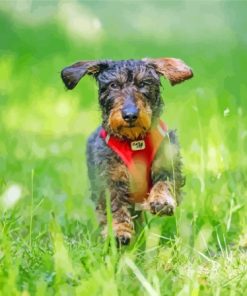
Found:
<box><xmin>101</xmin><ymin>120</ymin><xmax>168</xmax><ymax>203</ymax></box>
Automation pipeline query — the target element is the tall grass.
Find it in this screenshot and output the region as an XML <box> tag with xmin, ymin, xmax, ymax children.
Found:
<box><xmin>0</xmin><ymin>1</ymin><xmax>246</xmax><ymax>295</ymax></box>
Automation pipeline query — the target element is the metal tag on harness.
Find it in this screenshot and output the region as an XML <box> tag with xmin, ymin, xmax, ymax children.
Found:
<box><xmin>131</xmin><ymin>140</ymin><xmax>145</xmax><ymax>151</ymax></box>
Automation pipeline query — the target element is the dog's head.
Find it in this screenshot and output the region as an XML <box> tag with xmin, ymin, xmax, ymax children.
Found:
<box><xmin>61</xmin><ymin>58</ymin><xmax>193</xmax><ymax>140</ymax></box>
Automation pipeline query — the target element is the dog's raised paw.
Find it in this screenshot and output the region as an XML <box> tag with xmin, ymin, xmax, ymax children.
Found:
<box><xmin>149</xmin><ymin>194</ymin><xmax>176</xmax><ymax>216</ymax></box>
<box><xmin>150</xmin><ymin>200</ymin><xmax>175</xmax><ymax>216</ymax></box>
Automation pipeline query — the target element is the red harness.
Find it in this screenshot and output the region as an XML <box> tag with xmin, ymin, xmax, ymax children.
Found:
<box><xmin>100</xmin><ymin>120</ymin><xmax>168</xmax><ymax>203</ymax></box>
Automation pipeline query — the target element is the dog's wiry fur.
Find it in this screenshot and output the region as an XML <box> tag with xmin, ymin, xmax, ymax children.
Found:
<box><xmin>61</xmin><ymin>58</ymin><xmax>193</xmax><ymax>246</ymax></box>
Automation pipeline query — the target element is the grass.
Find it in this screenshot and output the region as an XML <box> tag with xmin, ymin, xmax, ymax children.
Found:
<box><xmin>0</xmin><ymin>1</ymin><xmax>247</xmax><ymax>295</ymax></box>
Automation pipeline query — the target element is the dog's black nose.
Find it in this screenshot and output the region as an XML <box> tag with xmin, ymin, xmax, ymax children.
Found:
<box><xmin>122</xmin><ymin>105</ymin><xmax>139</xmax><ymax>123</ymax></box>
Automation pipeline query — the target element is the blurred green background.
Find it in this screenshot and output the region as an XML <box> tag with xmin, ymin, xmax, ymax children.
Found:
<box><xmin>0</xmin><ymin>0</ymin><xmax>247</xmax><ymax>295</ymax></box>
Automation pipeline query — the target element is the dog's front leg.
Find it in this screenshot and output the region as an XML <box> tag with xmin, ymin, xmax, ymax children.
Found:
<box><xmin>101</xmin><ymin>162</ymin><xmax>134</xmax><ymax>245</ymax></box>
<box><xmin>111</xmin><ymin>203</ymin><xmax>134</xmax><ymax>246</ymax></box>
<box><xmin>147</xmin><ymin>130</ymin><xmax>184</xmax><ymax>216</ymax></box>
<box><xmin>101</xmin><ymin>189</ymin><xmax>134</xmax><ymax>246</ymax></box>
<box><xmin>148</xmin><ymin>181</ymin><xmax>177</xmax><ymax>215</ymax></box>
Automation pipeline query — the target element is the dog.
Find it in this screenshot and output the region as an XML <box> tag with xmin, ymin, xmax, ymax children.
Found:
<box><xmin>61</xmin><ymin>58</ymin><xmax>193</xmax><ymax>245</ymax></box>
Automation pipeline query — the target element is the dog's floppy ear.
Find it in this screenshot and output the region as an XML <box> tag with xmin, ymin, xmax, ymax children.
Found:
<box><xmin>61</xmin><ymin>60</ymin><xmax>109</xmax><ymax>90</ymax></box>
<box><xmin>143</xmin><ymin>58</ymin><xmax>193</xmax><ymax>86</ymax></box>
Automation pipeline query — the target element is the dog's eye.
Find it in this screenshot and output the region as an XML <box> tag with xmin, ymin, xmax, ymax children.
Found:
<box><xmin>109</xmin><ymin>82</ymin><xmax>120</xmax><ymax>90</ymax></box>
<box><xmin>138</xmin><ymin>80</ymin><xmax>150</xmax><ymax>88</ymax></box>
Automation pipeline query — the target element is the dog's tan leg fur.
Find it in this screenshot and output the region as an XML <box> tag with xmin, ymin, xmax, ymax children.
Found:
<box><xmin>98</xmin><ymin>162</ymin><xmax>134</xmax><ymax>245</ymax></box>
<box><xmin>112</xmin><ymin>207</ymin><xmax>134</xmax><ymax>243</ymax></box>
<box><xmin>101</xmin><ymin>207</ymin><xmax>134</xmax><ymax>245</ymax></box>
<box><xmin>147</xmin><ymin>181</ymin><xmax>177</xmax><ymax>216</ymax></box>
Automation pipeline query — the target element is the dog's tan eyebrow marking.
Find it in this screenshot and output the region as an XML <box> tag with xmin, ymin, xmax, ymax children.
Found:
<box><xmin>134</xmin><ymin>68</ymin><xmax>159</xmax><ymax>84</ymax></box>
<box><xmin>116</xmin><ymin>71</ymin><xmax>128</xmax><ymax>84</ymax></box>
<box><xmin>99</xmin><ymin>67</ymin><xmax>129</xmax><ymax>85</ymax></box>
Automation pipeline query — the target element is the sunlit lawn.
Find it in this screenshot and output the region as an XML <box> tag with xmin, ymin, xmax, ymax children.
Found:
<box><xmin>0</xmin><ymin>1</ymin><xmax>247</xmax><ymax>295</ymax></box>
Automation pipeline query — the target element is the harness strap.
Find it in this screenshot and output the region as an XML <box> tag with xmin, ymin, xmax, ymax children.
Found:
<box><xmin>100</xmin><ymin>120</ymin><xmax>168</xmax><ymax>203</ymax></box>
